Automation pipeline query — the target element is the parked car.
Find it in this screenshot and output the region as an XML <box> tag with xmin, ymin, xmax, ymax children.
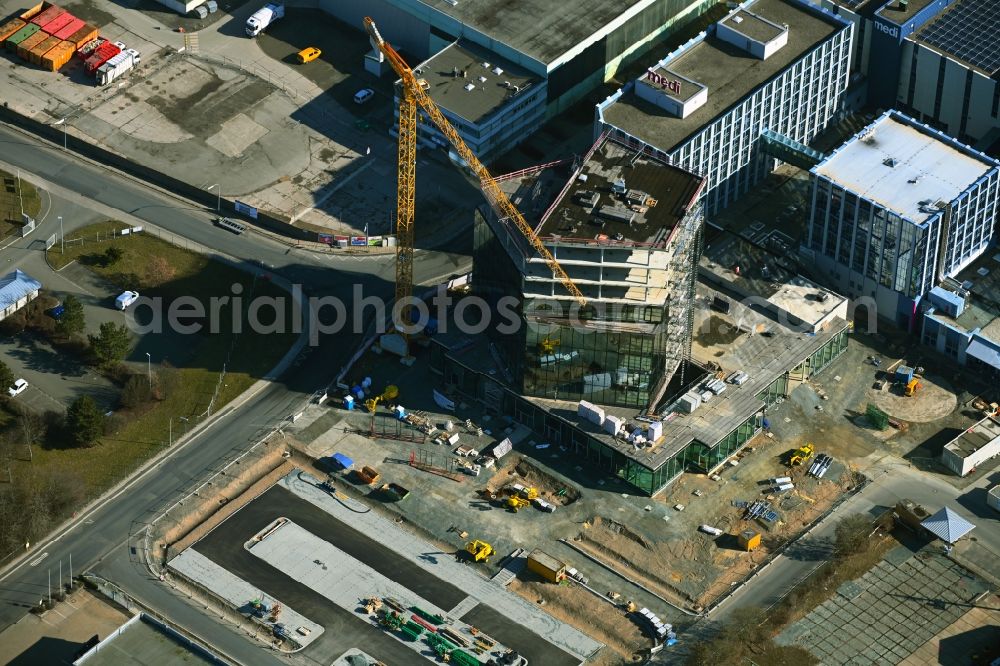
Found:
<box><xmin>353</xmin><ymin>88</ymin><xmax>374</xmax><ymax>104</ymax></box>
<box><xmin>296</xmin><ymin>47</ymin><xmax>321</xmax><ymax>64</ymax></box>
<box><xmin>8</xmin><ymin>378</ymin><xmax>28</xmax><ymax>397</ymax></box>
<box><xmin>115</xmin><ymin>290</ymin><xmax>139</xmax><ymax>310</ymax></box>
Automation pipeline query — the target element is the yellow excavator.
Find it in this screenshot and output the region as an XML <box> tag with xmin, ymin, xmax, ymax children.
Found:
<box><xmin>506</xmin><ymin>496</ymin><xmax>530</xmax><ymax>512</ymax></box>
<box><xmin>465</xmin><ymin>540</ymin><xmax>494</xmax><ymax>562</ymax></box>
<box><xmin>538</xmin><ymin>337</ymin><xmax>560</xmax><ymax>355</ymax></box>
<box><xmin>904</xmin><ymin>378</ymin><xmax>921</xmax><ymax>397</ymax></box>
<box><xmin>365</xmin><ymin>385</ymin><xmax>399</xmax><ymax>413</ymax></box>
<box><xmin>789</xmin><ymin>443</ymin><xmax>814</xmax><ymax>466</ymax></box>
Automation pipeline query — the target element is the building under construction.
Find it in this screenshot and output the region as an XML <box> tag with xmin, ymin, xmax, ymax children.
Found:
<box><xmin>427</xmin><ymin>133</ymin><xmax>850</xmax><ymax>495</ymax></box>
<box><xmin>473</xmin><ymin>133</ymin><xmax>705</xmax><ymax>411</ymax></box>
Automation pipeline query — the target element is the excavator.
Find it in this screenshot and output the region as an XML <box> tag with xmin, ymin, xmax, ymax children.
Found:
<box><xmin>465</xmin><ymin>540</ymin><xmax>494</xmax><ymax>562</ymax></box>
<box><xmin>904</xmin><ymin>378</ymin><xmax>921</xmax><ymax>397</ymax></box>
<box><xmin>789</xmin><ymin>442</ymin><xmax>814</xmax><ymax>466</ymax></box>
<box><xmin>538</xmin><ymin>337</ymin><xmax>560</xmax><ymax>355</ymax></box>
<box><xmin>365</xmin><ymin>385</ymin><xmax>399</xmax><ymax>413</ymax></box>
<box><xmin>506</xmin><ymin>496</ymin><xmax>530</xmax><ymax>512</ymax></box>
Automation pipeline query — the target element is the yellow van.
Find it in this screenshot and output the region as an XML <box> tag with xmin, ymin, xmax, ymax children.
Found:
<box><xmin>296</xmin><ymin>47</ymin><xmax>321</xmax><ymax>64</ymax></box>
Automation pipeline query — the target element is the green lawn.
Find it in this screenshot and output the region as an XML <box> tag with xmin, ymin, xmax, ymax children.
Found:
<box><xmin>0</xmin><ymin>169</ymin><xmax>41</xmax><ymax>237</ymax></box>
<box><xmin>31</xmin><ymin>222</ymin><xmax>300</xmax><ymax>493</ymax></box>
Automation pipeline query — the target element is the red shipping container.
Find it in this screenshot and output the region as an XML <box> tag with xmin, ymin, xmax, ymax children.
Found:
<box><xmin>41</xmin><ymin>11</ymin><xmax>73</xmax><ymax>34</ymax></box>
<box><xmin>84</xmin><ymin>41</ymin><xmax>119</xmax><ymax>74</ymax></box>
<box><xmin>30</xmin><ymin>5</ymin><xmax>64</xmax><ymax>27</ymax></box>
<box><xmin>53</xmin><ymin>16</ymin><xmax>83</xmax><ymax>40</ymax></box>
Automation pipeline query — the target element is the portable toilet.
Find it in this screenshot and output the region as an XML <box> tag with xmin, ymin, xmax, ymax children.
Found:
<box><xmin>394</xmin><ymin>405</ymin><xmax>406</xmax><ymax>420</ymax></box>
<box><xmin>738</xmin><ymin>529</ymin><xmax>761</xmax><ymax>551</ymax></box>
<box><xmin>343</xmin><ymin>395</ymin><xmax>355</xmax><ymax>410</ymax></box>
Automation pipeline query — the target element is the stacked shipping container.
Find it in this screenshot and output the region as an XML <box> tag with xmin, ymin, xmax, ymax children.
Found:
<box><xmin>0</xmin><ymin>3</ymin><xmax>101</xmax><ymax>72</ymax></box>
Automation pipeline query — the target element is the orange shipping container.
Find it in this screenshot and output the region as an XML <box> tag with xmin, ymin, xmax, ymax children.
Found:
<box><xmin>19</xmin><ymin>2</ymin><xmax>45</xmax><ymax>21</ymax></box>
<box><xmin>65</xmin><ymin>23</ymin><xmax>97</xmax><ymax>49</ymax></box>
<box><xmin>40</xmin><ymin>39</ymin><xmax>73</xmax><ymax>71</ymax></box>
<box><xmin>30</xmin><ymin>35</ymin><xmax>60</xmax><ymax>65</ymax></box>
<box><xmin>0</xmin><ymin>18</ymin><xmax>27</xmax><ymax>43</ymax></box>
<box><xmin>17</xmin><ymin>30</ymin><xmax>48</xmax><ymax>60</ymax></box>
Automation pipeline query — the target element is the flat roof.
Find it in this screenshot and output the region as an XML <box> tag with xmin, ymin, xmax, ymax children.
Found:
<box><xmin>913</xmin><ymin>0</ymin><xmax>1000</xmax><ymax>75</ymax></box>
<box><xmin>812</xmin><ymin>112</ymin><xmax>995</xmax><ymax>223</ymax></box>
<box><xmin>874</xmin><ymin>0</ymin><xmax>938</xmax><ymax>24</ymax></box>
<box><xmin>700</xmin><ymin>234</ymin><xmax>848</xmax><ymax>329</ymax></box>
<box><xmin>417</xmin><ymin>0</ymin><xmax>694</xmax><ymax>65</ymax></box>
<box><xmin>600</xmin><ymin>0</ymin><xmax>844</xmax><ymax>153</ymax></box>
<box><xmin>722</xmin><ymin>9</ymin><xmax>785</xmax><ymax>42</ymax></box>
<box><xmin>75</xmin><ymin>614</ymin><xmax>222</xmax><ymax>666</ymax></box>
<box><xmin>416</xmin><ymin>41</ymin><xmax>539</xmax><ymax>124</ymax></box>
<box><xmin>537</xmin><ymin>136</ymin><xmax>704</xmax><ymax>245</ymax></box>
<box><xmin>945</xmin><ymin>416</ymin><xmax>1000</xmax><ymax>457</ymax></box>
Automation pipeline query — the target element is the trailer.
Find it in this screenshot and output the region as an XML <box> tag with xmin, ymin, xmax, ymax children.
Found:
<box><xmin>96</xmin><ymin>49</ymin><xmax>140</xmax><ymax>85</ymax></box>
<box><xmin>84</xmin><ymin>41</ymin><xmax>120</xmax><ymax>74</ymax></box>
<box><xmin>988</xmin><ymin>485</ymin><xmax>1000</xmax><ymax>513</ymax></box>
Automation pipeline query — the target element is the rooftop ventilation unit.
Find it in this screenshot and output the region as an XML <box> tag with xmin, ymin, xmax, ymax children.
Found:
<box><xmin>882</xmin><ymin>157</ymin><xmax>897</xmax><ymax>167</ymax></box>
<box><xmin>478</xmin><ymin>75</ymin><xmax>487</xmax><ymax>83</ymax></box>
<box><xmin>481</xmin><ymin>61</ymin><xmax>490</xmax><ymax>68</ymax></box>
<box><xmin>464</xmin><ymin>83</ymin><xmax>475</xmax><ymax>92</ymax></box>
<box><xmin>492</xmin><ymin>66</ymin><xmax>503</xmax><ymax>76</ymax></box>
<box><xmin>503</xmin><ymin>80</ymin><xmax>510</xmax><ymax>88</ymax></box>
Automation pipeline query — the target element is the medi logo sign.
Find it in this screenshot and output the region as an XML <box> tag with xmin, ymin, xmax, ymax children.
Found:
<box><xmin>645</xmin><ymin>69</ymin><xmax>682</xmax><ymax>95</ymax></box>
<box><xmin>873</xmin><ymin>20</ymin><xmax>899</xmax><ymax>39</ymax></box>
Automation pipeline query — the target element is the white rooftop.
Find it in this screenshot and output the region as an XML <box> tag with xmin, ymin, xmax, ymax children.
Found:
<box><xmin>813</xmin><ymin>113</ymin><xmax>995</xmax><ymax>223</ymax></box>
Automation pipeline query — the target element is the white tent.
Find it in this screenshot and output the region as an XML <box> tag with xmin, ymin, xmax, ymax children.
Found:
<box><xmin>920</xmin><ymin>506</ymin><xmax>975</xmax><ymax>544</ymax></box>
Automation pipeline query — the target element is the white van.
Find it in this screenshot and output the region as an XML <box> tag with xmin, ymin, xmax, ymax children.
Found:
<box><xmin>115</xmin><ymin>290</ymin><xmax>139</xmax><ymax>310</ymax></box>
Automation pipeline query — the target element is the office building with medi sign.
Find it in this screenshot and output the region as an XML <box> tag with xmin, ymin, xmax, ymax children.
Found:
<box><xmin>805</xmin><ymin>110</ymin><xmax>1000</xmax><ymax>330</ymax></box>
<box><xmin>328</xmin><ymin>0</ymin><xmax>722</xmax><ymax>160</ymax></box>
<box><xmin>805</xmin><ymin>0</ymin><xmax>1000</xmax><ymax>147</ymax></box>
<box><xmin>596</xmin><ymin>0</ymin><xmax>852</xmax><ymax>216</ymax></box>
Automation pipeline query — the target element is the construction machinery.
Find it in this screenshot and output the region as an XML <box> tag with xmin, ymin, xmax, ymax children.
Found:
<box><xmin>538</xmin><ymin>337</ymin><xmax>560</xmax><ymax>355</ymax></box>
<box><xmin>789</xmin><ymin>442</ymin><xmax>814</xmax><ymax>466</ymax></box>
<box><xmin>362</xmin><ymin>17</ymin><xmax>585</xmax><ymax>356</ymax></box>
<box><xmin>904</xmin><ymin>378</ymin><xmax>921</xmax><ymax>397</ymax></box>
<box><xmin>365</xmin><ymin>385</ymin><xmax>399</xmax><ymax>413</ymax></box>
<box><xmin>466</xmin><ymin>540</ymin><xmax>494</xmax><ymax>562</ymax></box>
<box><xmin>506</xmin><ymin>496</ymin><xmax>530</xmax><ymax>512</ymax></box>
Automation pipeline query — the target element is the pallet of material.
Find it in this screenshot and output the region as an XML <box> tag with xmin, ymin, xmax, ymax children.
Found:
<box><xmin>52</xmin><ymin>16</ymin><xmax>83</xmax><ymax>41</ymax></box>
<box><xmin>40</xmin><ymin>39</ymin><xmax>73</xmax><ymax>71</ymax></box>
<box><xmin>5</xmin><ymin>22</ymin><xmax>40</xmax><ymax>50</ymax></box>
<box><xmin>30</xmin><ymin>5</ymin><xmax>64</xmax><ymax>27</ymax></box>
<box><xmin>40</xmin><ymin>10</ymin><xmax>73</xmax><ymax>34</ymax></box>
<box><xmin>16</xmin><ymin>30</ymin><xmax>48</xmax><ymax>60</ymax></box>
<box><xmin>30</xmin><ymin>35</ymin><xmax>60</xmax><ymax>65</ymax></box>
<box><xmin>0</xmin><ymin>18</ymin><xmax>27</xmax><ymax>43</ymax></box>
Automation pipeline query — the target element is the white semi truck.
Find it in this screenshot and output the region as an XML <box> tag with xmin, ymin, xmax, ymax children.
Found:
<box><xmin>97</xmin><ymin>49</ymin><xmax>141</xmax><ymax>86</ymax></box>
<box><xmin>246</xmin><ymin>3</ymin><xmax>284</xmax><ymax>37</ymax></box>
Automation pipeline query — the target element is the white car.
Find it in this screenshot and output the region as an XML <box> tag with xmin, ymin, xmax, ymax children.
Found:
<box><xmin>8</xmin><ymin>378</ymin><xmax>28</xmax><ymax>397</ymax></box>
<box><xmin>115</xmin><ymin>290</ymin><xmax>139</xmax><ymax>310</ymax></box>
<box><xmin>353</xmin><ymin>88</ymin><xmax>374</xmax><ymax>104</ymax></box>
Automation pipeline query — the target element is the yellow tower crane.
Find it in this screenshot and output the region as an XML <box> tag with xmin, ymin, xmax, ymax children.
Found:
<box><xmin>363</xmin><ymin>18</ymin><xmax>586</xmax><ymax>333</ymax></box>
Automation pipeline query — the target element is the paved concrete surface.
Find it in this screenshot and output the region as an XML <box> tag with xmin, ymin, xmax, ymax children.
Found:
<box><xmin>246</xmin><ymin>519</ymin><xmax>521</xmax><ymax>664</ymax></box>
<box><xmin>0</xmin><ymin>0</ymin><xmax>480</xmax><ymax>235</ymax></box>
<box><xmin>0</xmin><ymin>589</ymin><xmax>129</xmax><ymax>665</ymax></box>
<box><xmin>776</xmin><ymin>546</ymin><xmax>992</xmax><ymax>665</ymax></box>
<box><xmin>78</xmin><ymin>613</ymin><xmax>221</xmax><ymax>666</ymax></box>
<box><xmin>0</xmin><ymin>127</ymin><xmax>469</xmax><ymax>649</ymax></box>
<box><xmin>898</xmin><ymin>594</ymin><xmax>1000</xmax><ymax>666</ymax></box>
<box><xmin>280</xmin><ymin>471</ymin><xmax>603</xmax><ymax>663</ymax></box>
<box><xmin>168</xmin><ymin>547</ymin><xmax>323</xmax><ymax>648</ymax></box>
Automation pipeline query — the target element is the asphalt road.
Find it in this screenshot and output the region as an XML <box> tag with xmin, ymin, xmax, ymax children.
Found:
<box><xmin>0</xmin><ymin>122</ymin><xmax>471</xmax><ymax>661</ymax></box>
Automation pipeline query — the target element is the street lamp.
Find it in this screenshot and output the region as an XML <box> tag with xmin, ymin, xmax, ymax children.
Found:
<box><xmin>52</xmin><ymin>118</ymin><xmax>67</xmax><ymax>149</ymax></box>
<box><xmin>206</xmin><ymin>183</ymin><xmax>220</xmax><ymax>212</ymax></box>
<box><xmin>145</xmin><ymin>352</ymin><xmax>151</xmax><ymax>389</ymax></box>
<box><xmin>169</xmin><ymin>416</ymin><xmax>189</xmax><ymax>446</ymax></box>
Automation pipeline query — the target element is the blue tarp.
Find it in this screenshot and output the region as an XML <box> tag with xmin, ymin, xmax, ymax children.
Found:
<box><xmin>331</xmin><ymin>453</ymin><xmax>353</xmax><ymax>470</ymax></box>
<box><xmin>967</xmin><ymin>338</ymin><xmax>1000</xmax><ymax>371</ymax></box>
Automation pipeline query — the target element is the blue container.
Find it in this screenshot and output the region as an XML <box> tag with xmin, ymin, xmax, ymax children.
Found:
<box><xmin>343</xmin><ymin>395</ymin><xmax>354</xmax><ymax>410</ymax></box>
<box><xmin>895</xmin><ymin>366</ymin><xmax>914</xmax><ymax>383</ymax></box>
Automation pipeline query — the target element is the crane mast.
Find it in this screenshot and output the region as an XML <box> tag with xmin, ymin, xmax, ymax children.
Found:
<box><xmin>362</xmin><ymin>17</ymin><xmax>586</xmax><ymax>311</ymax></box>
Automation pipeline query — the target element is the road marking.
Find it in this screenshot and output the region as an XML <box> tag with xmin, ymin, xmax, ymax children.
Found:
<box><xmin>29</xmin><ymin>552</ymin><xmax>48</xmax><ymax>567</ymax></box>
